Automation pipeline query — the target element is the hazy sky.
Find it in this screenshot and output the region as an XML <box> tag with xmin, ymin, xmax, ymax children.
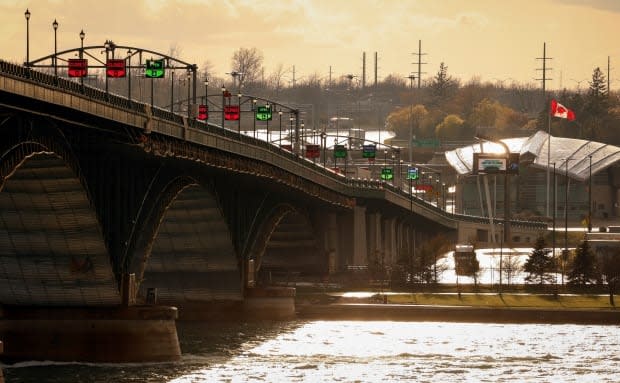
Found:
<box><xmin>1</xmin><ymin>0</ymin><xmax>619</xmax><ymax>90</ymax></box>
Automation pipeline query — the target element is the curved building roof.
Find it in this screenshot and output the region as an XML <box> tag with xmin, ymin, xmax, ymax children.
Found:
<box><xmin>444</xmin><ymin>130</ymin><xmax>620</xmax><ymax>182</ymax></box>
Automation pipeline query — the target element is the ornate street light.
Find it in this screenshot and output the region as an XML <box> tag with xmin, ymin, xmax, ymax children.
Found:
<box><xmin>237</xmin><ymin>93</ymin><xmax>242</xmax><ymax>134</ymax></box>
<box><xmin>252</xmin><ymin>99</ymin><xmax>257</xmax><ymax>138</ymax></box>
<box><xmin>52</xmin><ymin>19</ymin><xmax>59</xmax><ymax>79</ymax></box>
<box><xmin>278</xmin><ymin>111</ymin><xmax>283</xmax><ymax>144</ymax></box>
<box><xmin>187</xmin><ymin>71</ymin><xmax>192</xmax><ymax>120</ymax></box>
<box><xmin>79</xmin><ymin>29</ymin><xmax>85</xmax><ymax>86</ymax></box>
<box><xmin>24</xmin><ymin>9</ymin><xmax>30</xmax><ymax>66</ymax></box>
<box><xmin>221</xmin><ymin>85</ymin><xmax>226</xmax><ymax>128</ymax></box>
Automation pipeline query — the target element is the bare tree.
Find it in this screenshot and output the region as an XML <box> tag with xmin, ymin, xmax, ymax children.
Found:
<box><xmin>231</xmin><ymin>47</ymin><xmax>264</xmax><ymax>87</ymax></box>
<box><xmin>268</xmin><ymin>63</ymin><xmax>287</xmax><ymax>94</ymax></box>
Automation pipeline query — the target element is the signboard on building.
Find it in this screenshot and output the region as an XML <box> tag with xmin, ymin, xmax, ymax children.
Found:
<box><xmin>473</xmin><ymin>153</ymin><xmax>519</xmax><ymax>175</ymax></box>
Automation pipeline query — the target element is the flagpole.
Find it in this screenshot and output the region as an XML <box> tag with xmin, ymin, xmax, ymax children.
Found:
<box><xmin>546</xmin><ymin>100</ymin><xmax>551</xmax><ymax>218</ymax></box>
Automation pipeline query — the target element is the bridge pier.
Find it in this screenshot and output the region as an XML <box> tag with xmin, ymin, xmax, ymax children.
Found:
<box><xmin>352</xmin><ymin>205</ymin><xmax>368</xmax><ymax>266</ymax></box>
<box><xmin>0</xmin><ymin>305</ymin><xmax>180</xmax><ymax>363</ymax></box>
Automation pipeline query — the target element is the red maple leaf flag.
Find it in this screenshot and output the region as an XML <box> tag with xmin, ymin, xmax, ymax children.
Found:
<box><xmin>550</xmin><ymin>99</ymin><xmax>576</xmax><ymax>121</ymax></box>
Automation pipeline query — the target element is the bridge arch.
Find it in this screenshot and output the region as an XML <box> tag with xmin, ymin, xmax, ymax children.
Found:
<box><xmin>247</xmin><ymin>203</ymin><xmax>326</xmax><ymax>285</ymax></box>
<box><xmin>129</xmin><ymin>175</ymin><xmax>241</xmax><ymax>304</ymax></box>
<box><xmin>0</xmin><ymin>141</ymin><xmax>118</xmax><ymax>306</ymax></box>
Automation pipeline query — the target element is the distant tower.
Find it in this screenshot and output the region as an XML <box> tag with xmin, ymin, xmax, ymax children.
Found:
<box><xmin>374</xmin><ymin>52</ymin><xmax>378</xmax><ymax>87</ymax></box>
<box><xmin>362</xmin><ymin>52</ymin><xmax>366</xmax><ymax>89</ymax></box>
<box><xmin>411</xmin><ymin>40</ymin><xmax>427</xmax><ymax>89</ymax></box>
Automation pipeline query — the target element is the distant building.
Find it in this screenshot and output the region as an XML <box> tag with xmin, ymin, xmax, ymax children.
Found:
<box><xmin>444</xmin><ymin>131</ymin><xmax>620</xmax><ymax>228</ymax></box>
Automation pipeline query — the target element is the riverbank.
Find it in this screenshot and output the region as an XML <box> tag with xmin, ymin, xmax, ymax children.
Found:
<box><xmin>295</xmin><ymin>292</ymin><xmax>620</xmax><ymax>325</ymax></box>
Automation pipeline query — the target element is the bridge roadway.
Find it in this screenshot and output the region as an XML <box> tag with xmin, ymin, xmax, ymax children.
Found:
<box><xmin>0</xmin><ymin>60</ymin><xmax>547</xmax><ymax>362</ymax></box>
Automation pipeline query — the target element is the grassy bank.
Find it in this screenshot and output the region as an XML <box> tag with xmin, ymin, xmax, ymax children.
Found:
<box><xmin>296</xmin><ymin>290</ymin><xmax>619</xmax><ymax>310</ymax></box>
<box><xmin>384</xmin><ymin>293</ymin><xmax>618</xmax><ymax>309</ymax></box>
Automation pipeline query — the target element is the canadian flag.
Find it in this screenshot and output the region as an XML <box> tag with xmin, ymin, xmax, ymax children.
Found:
<box><xmin>550</xmin><ymin>99</ymin><xmax>576</xmax><ymax>121</ymax></box>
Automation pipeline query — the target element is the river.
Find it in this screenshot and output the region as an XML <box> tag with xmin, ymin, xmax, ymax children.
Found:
<box><xmin>3</xmin><ymin>320</ymin><xmax>618</xmax><ymax>382</ymax></box>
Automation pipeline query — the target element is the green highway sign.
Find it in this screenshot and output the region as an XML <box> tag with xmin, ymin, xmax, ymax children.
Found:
<box><xmin>255</xmin><ymin>105</ymin><xmax>272</xmax><ymax>121</ymax></box>
<box><xmin>145</xmin><ymin>59</ymin><xmax>165</xmax><ymax>78</ymax></box>
<box><xmin>334</xmin><ymin>145</ymin><xmax>347</xmax><ymax>158</ymax></box>
<box><xmin>380</xmin><ymin>167</ymin><xmax>394</xmax><ymax>180</ymax></box>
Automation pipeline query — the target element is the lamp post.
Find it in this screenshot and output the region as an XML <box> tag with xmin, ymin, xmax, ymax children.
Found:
<box><xmin>25</xmin><ymin>9</ymin><xmax>30</xmax><ymax>66</ymax></box>
<box><xmin>321</xmin><ymin>131</ymin><xmax>327</xmax><ymax>168</ymax></box>
<box><xmin>237</xmin><ymin>93</ymin><xmax>242</xmax><ymax>134</ymax></box>
<box><xmin>187</xmin><ymin>71</ymin><xmax>192</xmax><ymax>120</ymax></box>
<box><xmin>221</xmin><ymin>86</ymin><xmax>226</xmax><ymax>128</ymax></box>
<box><xmin>204</xmin><ymin>78</ymin><xmax>209</xmax><ymax>106</ymax></box>
<box><xmin>399</xmin><ymin>159</ymin><xmax>404</xmax><ymax>191</ymax></box>
<box><xmin>170</xmin><ymin>70</ymin><xmax>175</xmax><ymax>112</ymax></box>
<box><xmin>79</xmin><ymin>29</ymin><xmax>85</xmax><ymax>86</ymax></box>
<box><xmin>127</xmin><ymin>49</ymin><xmax>132</xmax><ymax>103</ymax></box>
<box><xmin>442</xmin><ymin>182</ymin><xmax>446</xmax><ymax>211</ymax></box>
<box><xmin>391</xmin><ymin>154</ymin><xmax>395</xmax><ymax>185</ymax></box>
<box><xmin>499</xmin><ymin>222</ymin><xmax>504</xmax><ymax>294</ymax></box>
<box><xmin>52</xmin><ymin>19</ymin><xmax>58</xmax><ymax>79</ymax></box>
<box><xmin>252</xmin><ymin>99</ymin><xmax>257</xmax><ymax>138</ymax></box>
<box><xmin>279</xmin><ymin>111</ymin><xmax>283</xmax><ymax>144</ymax></box>
<box><xmin>563</xmin><ymin>158</ymin><xmax>570</xmax><ymax>286</ymax></box>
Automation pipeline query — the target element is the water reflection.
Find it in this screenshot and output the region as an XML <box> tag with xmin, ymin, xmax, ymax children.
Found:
<box><xmin>171</xmin><ymin>321</ymin><xmax>619</xmax><ymax>383</ymax></box>
<box><xmin>4</xmin><ymin>321</ymin><xmax>619</xmax><ymax>382</ymax></box>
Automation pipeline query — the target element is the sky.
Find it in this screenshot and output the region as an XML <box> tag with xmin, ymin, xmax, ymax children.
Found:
<box><xmin>1</xmin><ymin>0</ymin><xmax>619</xmax><ymax>90</ymax></box>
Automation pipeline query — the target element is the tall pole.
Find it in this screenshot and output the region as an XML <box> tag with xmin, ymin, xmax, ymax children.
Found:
<box><xmin>407</xmin><ymin>74</ymin><xmax>416</xmax><ymax>163</ymax></box>
<box><xmin>537</xmin><ymin>42</ymin><xmax>553</xmax><ymax>217</ymax></box>
<box><xmin>588</xmin><ymin>155</ymin><xmax>593</xmax><ymax>232</ymax></box>
<box><xmin>252</xmin><ymin>99</ymin><xmax>256</xmax><ymax>137</ymax></box>
<box><xmin>221</xmin><ymin>86</ymin><xmax>226</xmax><ymax>128</ymax></box>
<box><xmin>187</xmin><ymin>71</ymin><xmax>192</xmax><ymax>120</ymax></box>
<box><xmin>105</xmin><ymin>42</ymin><xmax>110</xmax><ymax>97</ymax></box>
<box><xmin>204</xmin><ymin>78</ymin><xmax>209</xmax><ymax>120</ymax></box>
<box><xmin>564</xmin><ymin>159</ymin><xmax>569</xmax><ymax>286</ymax></box>
<box><xmin>25</xmin><ymin>9</ymin><xmax>30</xmax><ymax>66</ymax></box>
<box><xmin>237</xmin><ymin>93</ymin><xmax>242</xmax><ymax>134</ymax></box>
<box><xmin>279</xmin><ymin>111</ymin><xmax>283</xmax><ymax>144</ymax></box>
<box><xmin>127</xmin><ymin>49</ymin><xmax>132</xmax><ymax>104</ymax></box>
<box><xmin>170</xmin><ymin>71</ymin><xmax>175</xmax><ymax>113</ymax></box>
<box><xmin>499</xmin><ymin>223</ymin><xmax>503</xmax><ymax>294</ymax></box>
<box><xmin>552</xmin><ymin>162</ymin><xmax>556</xmax><ymax>276</ymax></box>
<box><xmin>79</xmin><ymin>30</ymin><xmax>85</xmax><ymax>86</ymax></box>
<box><xmin>53</xmin><ymin>19</ymin><xmax>58</xmax><ymax>79</ymax></box>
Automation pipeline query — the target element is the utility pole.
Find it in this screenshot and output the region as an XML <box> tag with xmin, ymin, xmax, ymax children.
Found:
<box><xmin>362</xmin><ymin>52</ymin><xmax>366</xmax><ymax>89</ymax></box>
<box><xmin>374</xmin><ymin>52</ymin><xmax>378</xmax><ymax>87</ymax></box>
<box><xmin>607</xmin><ymin>56</ymin><xmax>611</xmax><ymax>95</ymax></box>
<box><xmin>411</xmin><ymin>40</ymin><xmax>427</xmax><ymax>89</ymax></box>
<box><xmin>536</xmin><ymin>42</ymin><xmax>553</xmax><ymax>217</ymax></box>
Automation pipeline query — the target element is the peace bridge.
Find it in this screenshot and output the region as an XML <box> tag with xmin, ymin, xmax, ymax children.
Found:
<box><xmin>0</xmin><ymin>51</ymin><xmax>587</xmax><ymax>362</ymax></box>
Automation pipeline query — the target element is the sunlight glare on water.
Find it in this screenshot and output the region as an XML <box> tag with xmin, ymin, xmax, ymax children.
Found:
<box><xmin>169</xmin><ymin>321</ymin><xmax>620</xmax><ymax>383</ymax></box>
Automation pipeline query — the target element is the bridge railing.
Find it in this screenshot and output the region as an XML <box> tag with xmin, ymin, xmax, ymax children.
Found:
<box><xmin>0</xmin><ymin>60</ymin><xmax>547</xmax><ymax>231</ymax></box>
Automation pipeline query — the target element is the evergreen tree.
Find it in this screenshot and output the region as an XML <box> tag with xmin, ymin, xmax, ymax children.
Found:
<box><xmin>523</xmin><ymin>235</ymin><xmax>554</xmax><ymax>285</ymax></box>
<box><xmin>567</xmin><ymin>238</ymin><xmax>600</xmax><ymax>286</ymax></box>
<box><xmin>429</xmin><ymin>62</ymin><xmax>458</xmax><ymax>105</ymax></box>
<box><xmin>583</xmin><ymin>67</ymin><xmax>610</xmax><ymax>141</ymax></box>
